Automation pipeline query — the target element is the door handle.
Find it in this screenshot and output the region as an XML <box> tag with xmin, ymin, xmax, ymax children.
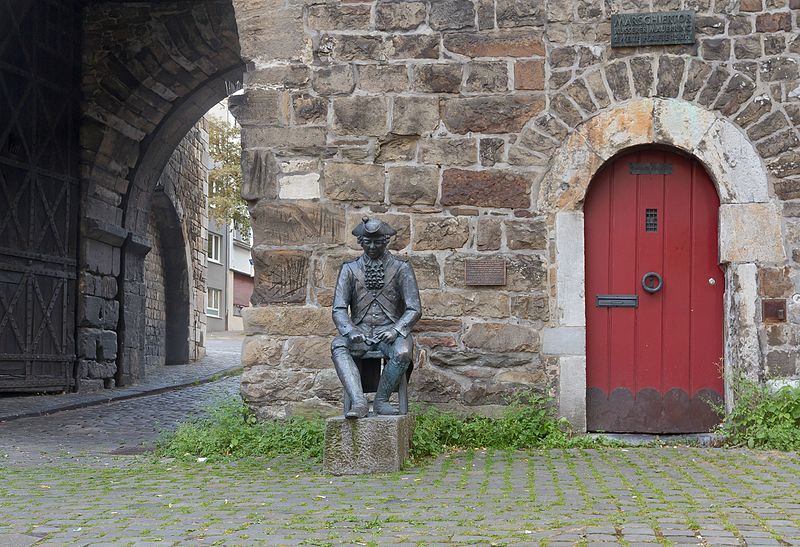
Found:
<box><xmin>642</xmin><ymin>272</ymin><xmax>663</xmax><ymax>293</ymax></box>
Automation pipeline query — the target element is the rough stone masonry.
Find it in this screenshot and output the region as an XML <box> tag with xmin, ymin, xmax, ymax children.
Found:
<box><xmin>230</xmin><ymin>0</ymin><xmax>800</xmax><ymax>427</ymax></box>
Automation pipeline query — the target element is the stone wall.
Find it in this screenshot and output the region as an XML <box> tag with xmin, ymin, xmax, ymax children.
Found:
<box><xmin>78</xmin><ymin>1</ymin><xmax>243</xmax><ymax>387</ymax></box>
<box><xmin>232</xmin><ymin>0</ymin><xmax>800</xmax><ymax>420</ymax></box>
<box><xmin>144</xmin><ymin>217</ymin><xmax>167</xmax><ymax>371</ymax></box>
<box><xmin>146</xmin><ymin>121</ymin><xmax>210</xmax><ymax>367</ymax></box>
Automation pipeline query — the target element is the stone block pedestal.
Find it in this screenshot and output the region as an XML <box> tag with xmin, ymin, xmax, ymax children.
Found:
<box><xmin>323</xmin><ymin>414</ymin><xmax>413</xmax><ymax>475</ymax></box>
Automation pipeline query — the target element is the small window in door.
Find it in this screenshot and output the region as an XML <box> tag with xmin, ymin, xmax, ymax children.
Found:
<box><xmin>645</xmin><ymin>209</ymin><xmax>658</xmax><ymax>232</ymax></box>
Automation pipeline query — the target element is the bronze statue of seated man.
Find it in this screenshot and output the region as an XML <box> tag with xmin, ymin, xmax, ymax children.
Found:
<box><xmin>330</xmin><ymin>217</ymin><xmax>421</xmax><ymax>418</ymax></box>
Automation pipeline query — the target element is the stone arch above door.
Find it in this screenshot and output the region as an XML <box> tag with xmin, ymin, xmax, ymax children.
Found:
<box><xmin>539</xmin><ymin>99</ymin><xmax>786</xmax><ymax>432</ymax></box>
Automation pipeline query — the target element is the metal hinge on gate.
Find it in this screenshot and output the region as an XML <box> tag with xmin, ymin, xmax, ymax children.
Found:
<box><xmin>596</xmin><ymin>295</ymin><xmax>639</xmax><ymax>308</ymax></box>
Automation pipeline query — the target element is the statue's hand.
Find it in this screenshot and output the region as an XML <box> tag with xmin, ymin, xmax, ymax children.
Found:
<box><xmin>376</xmin><ymin>328</ymin><xmax>398</xmax><ymax>343</ymax></box>
<box><xmin>348</xmin><ymin>331</ymin><xmax>366</xmax><ymax>344</ymax></box>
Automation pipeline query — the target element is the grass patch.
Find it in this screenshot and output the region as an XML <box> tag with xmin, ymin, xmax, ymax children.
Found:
<box><xmin>157</xmin><ymin>395</ymin><xmax>617</xmax><ymax>463</ymax></box>
<box><xmin>411</xmin><ymin>395</ymin><xmax>615</xmax><ymax>460</ymax></box>
<box><xmin>156</xmin><ymin>398</ymin><xmax>324</xmax><ymax>462</ymax></box>
<box><xmin>715</xmin><ymin>374</ymin><xmax>800</xmax><ymax>450</ymax></box>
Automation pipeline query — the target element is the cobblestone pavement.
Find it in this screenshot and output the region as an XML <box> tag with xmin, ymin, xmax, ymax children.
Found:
<box><xmin>1</xmin><ymin>340</ymin><xmax>799</xmax><ymax>545</ymax></box>
<box><xmin>0</xmin><ymin>376</ymin><xmax>239</xmax><ymax>466</ymax></box>
<box><xmin>0</xmin><ymin>334</ymin><xmax>243</xmax><ymax>421</ymax></box>
<box><xmin>0</xmin><ymin>445</ymin><xmax>799</xmax><ymax>546</ymax></box>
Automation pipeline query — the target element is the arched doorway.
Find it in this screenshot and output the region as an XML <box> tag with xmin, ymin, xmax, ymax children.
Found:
<box><xmin>584</xmin><ymin>148</ymin><xmax>724</xmax><ymax>433</ymax></box>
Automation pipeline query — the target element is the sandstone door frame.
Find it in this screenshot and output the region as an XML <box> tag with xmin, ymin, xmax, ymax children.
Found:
<box><xmin>539</xmin><ymin>98</ymin><xmax>786</xmax><ymax>433</ymax></box>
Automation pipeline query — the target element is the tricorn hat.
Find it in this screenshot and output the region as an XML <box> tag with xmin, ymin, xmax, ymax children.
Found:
<box><xmin>352</xmin><ymin>216</ymin><xmax>397</xmax><ymax>237</ymax></box>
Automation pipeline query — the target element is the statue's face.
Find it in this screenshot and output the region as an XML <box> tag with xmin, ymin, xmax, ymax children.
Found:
<box><xmin>360</xmin><ymin>236</ymin><xmax>388</xmax><ymax>260</ymax></box>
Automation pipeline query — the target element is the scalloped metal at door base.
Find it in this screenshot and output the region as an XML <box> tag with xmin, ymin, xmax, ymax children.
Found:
<box><xmin>584</xmin><ymin>150</ymin><xmax>724</xmax><ymax>433</ymax></box>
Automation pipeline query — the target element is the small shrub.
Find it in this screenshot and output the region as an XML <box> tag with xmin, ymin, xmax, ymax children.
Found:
<box><xmin>715</xmin><ymin>375</ymin><xmax>800</xmax><ymax>450</ymax></box>
<box><xmin>156</xmin><ymin>398</ymin><xmax>325</xmax><ymax>461</ymax></box>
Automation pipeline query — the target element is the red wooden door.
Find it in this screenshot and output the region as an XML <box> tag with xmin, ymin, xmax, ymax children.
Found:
<box><xmin>585</xmin><ymin>149</ymin><xmax>724</xmax><ymax>433</ymax></box>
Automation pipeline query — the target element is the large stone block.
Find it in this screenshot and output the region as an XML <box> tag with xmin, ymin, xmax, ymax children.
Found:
<box><xmin>464</xmin><ymin>61</ymin><xmax>509</xmax><ymax>93</ymax></box>
<box><xmin>240</xmin><ymin>367</ymin><xmax>315</xmax><ymax>402</ymax></box>
<box><xmin>429</xmin><ymin>347</ymin><xmax>536</xmax><ymax>368</ymax></box>
<box><xmin>329</xmin><ymin>34</ymin><xmax>385</xmax><ymax>61</ymax></box>
<box><xmin>496</xmin><ymin>0</ymin><xmax>545</xmax><ymax>28</ymax></box>
<box><xmin>241</xmin><ymin>335</ymin><xmax>284</xmax><ymax>368</ymax></box>
<box><xmin>558</xmin><ymin>356</ymin><xmax>587</xmax><ymax>432</ymax></box>
<box><xmin>387</xmin><ymin>166</ymin><xmax>439</xmax><ymax>205</ymax></box>
<box><xmin>323</xmin><ymin>415</ymin><xmax>413</xmax><ymax>475</ymax></box>
<box><xmin>237</xmin><ymin>3</ymin><xmax>307</xmax><ymax>63</ymax></box>
<box><xmin>392</xmin><ymin>96</ymin><xmax>440</xmax><ymax>135</ymax></box>
<box><xmin>511</xmin><ymin>293</ymin><xmax>549</xmax><ymax>321</ymax></box>
<box><xmin>375</xmin><ymin>0</ymin><xmax>427</xmax><ymax>31</ymax></box>
<box><xmin>463</xmin><ymin>322</ymin><xmax>539</xmax><ymax>352</ymax></box>
<box><xmin>241</xmin><ymin>149</ymin><xmax>279</xmax><ymax>200</ymax></box>
<box><xmin>227</xmin><ymin>90</ymin><xmax>288</xmax><ymax>126</ymax></box>
<box><xmin>242</xmin><ymin>126</ymin><xmax>327</xmax><ymax>153</ymax></box>
<box><xmin>719</xmin><ymin>203</ymin><xmax>785</xmax><ymax>263</ymax></box>
<box><xmin>429</xmin><ymin>0</ymin><xmax>475</xmax><ymax>30</ymax></box>
<box><xmin>283</xmin><ymin>336</ymin><xmax>331</xmax><ymax>370</ymax></box>
<box><xmin>555</xmin><ymin>211</ymin><xmax>585</xmax><ymax>327</ymax></box>
<box><xmin>324</xmin><ymin>162</ymin><xmax>385</xmax><ymax>202</ymax></box>
<box><xmin>333</xmin><ymin>96</ymin><xmax>389</xmax><ymax>136</ymax></box>
<box><xmin>419</xmin><ymin>138</ymin><xmax>478</xmax><ymax>166</ymax></box>
<box><xmin>413</xmin><ymin>63</ymin><xmax>463</xmax><ymax>93</ymax></box>
<box><xmin>358</xmin><ymin>64</ymin><xmax>409</xmax><ymax>93</ymax></box>
<box><xmin>542</xmin><ymin>327</ymin><xmax>585</xmax><ymax>355</ymax></box>
<box><xmin>505</xmin><ymin>218</ymin><xmax>546</xmax><ymax>250</ymax></box>
<box><xmin>412</xmin><ymin>216</ymin><xmax>471</xmax><ymax>250</ymax></box>
<box><xmin>421</xmin><ymin>290</ymin><xmax>509</xmax><ymax>318</ymax></box>
<box><xmin>477</xmin><ymin>217</ymin><xmax>501</xmax><ymax>250</ymax></box>
<box><xmin>387</xmin><ymin>34</ymin><xmax>440</xmax><ymax>59</ymax></box>
<box><xmin>515</xmin><ymin>60</ymin><xmax>545</xmax><ymax>90</ymax></box>
<box><xmin>251</xmin><ymin>249</ymin><xmax>309</xmax><ymax>304</ymax></box>
<box><xmin>443</xmin><ymin>30</ymin><xmax>545</xmax><ymax>57</ymax></box>
<box><xmin>441</xmin><ymin>95</ymin><xmax>545</xmax><ymax>134</ymax></box>
<box><xmin>376</xmin><ymin>134</ymin><xmax>419</xmax><ymax>163</ymax></box>
<box><xmin>308</xmin><ymin>3</ymin><xmax>371</xmax><ymax>31</ymax></box>
<box><xmin>78</xmin><ymin>295</ymin><xmax>119</xmax><ymax>329</ymax></box>
<box><xmin>244</xmin><ymin>305</ymin><xmax>336</xmax><ymax>337</ymax></box>
<box><xmin>441</xmin><ymin>169</ymin><xmax>531</xmax><ymax>208</ymax></box>
<box><xmin>251</xmin><ymin>202</ymin><xmax>344</xmax><ymax>246</ymax></box>
<box><xmin>312</xmin><ymin>65</ymin><xmax>356</xmax><ymax>95</ymax></box>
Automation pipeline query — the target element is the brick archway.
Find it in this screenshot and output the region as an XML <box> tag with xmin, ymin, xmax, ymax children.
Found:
<box><xmin>541</xmin><ymin>98</ymin><xmax>785</xmax><ymax>431</ymax></box>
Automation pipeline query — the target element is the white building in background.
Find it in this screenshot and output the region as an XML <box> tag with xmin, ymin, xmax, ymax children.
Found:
<box><xmin>205</xmin><ymin>99</ymin><xmax>254</xmax><ymax>332</ymax></box>
<box><xmin>206</xmin><ymin>219</ymin><xmax>254</xmax><ymax>332</ymax></box>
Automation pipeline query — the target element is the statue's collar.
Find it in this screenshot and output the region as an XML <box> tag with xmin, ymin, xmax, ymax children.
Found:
<box><xmin>362</xmin><ymin>252</ymin><xmax>391</xmax><ymax>267</ymax></box>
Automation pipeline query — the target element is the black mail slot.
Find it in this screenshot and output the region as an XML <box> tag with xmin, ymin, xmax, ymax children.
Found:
<box><xmin>596</xmin><ymin>295</ymin><xmax>638</xmax><ymax>308</ymax></box>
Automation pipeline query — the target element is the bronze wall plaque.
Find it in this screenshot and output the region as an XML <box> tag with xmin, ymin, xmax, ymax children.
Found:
<box><xmin>465</xmin><ymin>258</ymin><xmax>507</xmax><ymax>286</ymax></box>
<box><xmin>611</xmin><ymin>10</ymin><xmax>695</xmax><ymax>48</ymax></box>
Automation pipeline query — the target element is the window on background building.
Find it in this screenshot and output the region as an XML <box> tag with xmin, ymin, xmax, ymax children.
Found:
<box><xmin>207</xmin><ymin>233</ymin><xmax>221</xmax><ymax>263</ymax></box>
<box><xmin>207</xmin><ymin>288</ymin><xmax>221</xmax><ymax>318</ymax></box>
<box><xmin>232</xmin><ymin>220</ymin><xmax>251</xmax><ymax>245</ymax></box>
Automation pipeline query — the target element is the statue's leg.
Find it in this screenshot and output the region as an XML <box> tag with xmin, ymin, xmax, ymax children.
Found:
<box><xmin>331</xmin><ymin>336</ymin><xmax>368</xmax><ymax>418</ymax></box>
<box><xmin>373</xmin><ymin>335</ymin><xmax>413</xmax><ymax>415</ymax></box>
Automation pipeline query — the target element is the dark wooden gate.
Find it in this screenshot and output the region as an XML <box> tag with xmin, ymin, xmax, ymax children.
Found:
<box><xmin>0</xmin><ymin>1</ymin><xmax>79</xmax><ymax>391</ymax></box>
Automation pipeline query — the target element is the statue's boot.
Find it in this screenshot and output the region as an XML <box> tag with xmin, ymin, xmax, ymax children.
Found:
<box><xmin>373</xmin><ymin>358</ymin><xmax>406</xmax><ymax>415</ymax></box>
<box><xmin>346</xmin><ymin>398</ymin><xmax>368</xmax><ymax>419</ymax></box>
<box><xmin>332</xmin><ymin>347</ymin><xmax>368</xmax><ymax>419</ymax></box>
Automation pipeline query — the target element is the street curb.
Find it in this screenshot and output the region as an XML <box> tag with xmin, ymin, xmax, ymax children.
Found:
<box><xmin>0</xmin><ymin>365</ymin><xmax>242</xmax><ymax>423</ymax></box>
